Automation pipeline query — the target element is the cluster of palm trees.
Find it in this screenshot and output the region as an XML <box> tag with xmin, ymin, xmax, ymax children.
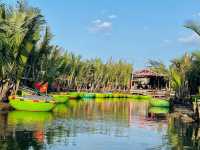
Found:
<box><xmin>4</xmin><ymin>1</ymin><xmax>200</xmax><ymax>101</ymax></box>
<box><xmin>148</xmin><ymin>53</ymin><xmax>192</xmax><ymax>99</ymax></box>
<box><xmin>0</xmin><ymin>1</ymin><xmax>133</xmax><ymax>100</ymax></box>
<box><xmin>149</xmin><ymin>21</ymin><xmax>200</xmax><ymax>99</ymax></box>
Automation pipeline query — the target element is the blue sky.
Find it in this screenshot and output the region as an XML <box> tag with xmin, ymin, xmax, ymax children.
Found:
<box><xmin>5</xmin><ymin>0</ymin><xmax>200</xmax><ymax>69</ymax></box>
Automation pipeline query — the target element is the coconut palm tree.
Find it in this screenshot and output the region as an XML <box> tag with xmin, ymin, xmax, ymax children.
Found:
<box><xmin>148</xmin><ymin>53</ymin><xmax>192</xmax><ymax>99</ymax></box>
<box><xmin>0</xmin><ymin>0</ymin><xmax>134</xmax><ymax>98</ymax></box>
<box><xmin>187</xmin><ymin>51</ymin><xmax>200</xmax><ymax>94</ymax></box>
<box><xmin>184</xmin><ymin>21</ymin><xmax>200</xmax><ymax>95</ymax></box>
<box><xmin>185</xmin><ymin>21</ymin><xmax>200</xmax><ymax>36</ymax></box>
<box><xmin>0</xmin><ymin>0</ymin><xmax>44</xmax><ymax>99</ymax></box>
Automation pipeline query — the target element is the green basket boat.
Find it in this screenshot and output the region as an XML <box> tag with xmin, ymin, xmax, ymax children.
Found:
<box><xmin>52</xmin><ymin>95</ymin><xmax>68</xmax><ymax>103</ymax></box>
<box><xmin>68</xmin><ymin>92</ymin><xmax>81</xmax><ymax>99</ymax></box>
<box><xmin>81</xmin><ymin>93</ymin><xmax>96</xmax><ymax>99</ymax></box>
<box><xmin>129</xmin><ymin>95</ymin><xmax>152</xmax><ymax>100</ymax></box>
<box><xmin>149</xmin><ymin>107</ymin><xmax>169</xmax><ymax>114</ymax></box>
<box><xmin>9</xmin><ymin>96</ymin><xmax>56</xmax><ymax>112</ymax></box>
<box><xmin>103</xmin><ymin>93</ymin><xmax>113</xmax><ymax>98</ymax></box>
<box><xmin>95</xmin><ymin>93</ymin><xmax>105</xmax><ymax>98</ymax></box>
<box><xmin>150</xmin><ymin>99</ymin><xmax>169</xmax><ymax>107</ymax></box>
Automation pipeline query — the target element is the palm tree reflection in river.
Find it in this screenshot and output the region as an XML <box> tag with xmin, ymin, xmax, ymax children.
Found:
<box><xmin>0</xmin><ymin>99</ymin><xmax>199</xmax><ymax>149</ymax></box>
<box><xmin>45</xmin><ymin>100</ymin><xmax>155</xmax><ymax>147</ymax></box>
<box><xmin>167</xmin><ymin>117</ymin><xmax>200</xmax><ymax>149</ymax></box>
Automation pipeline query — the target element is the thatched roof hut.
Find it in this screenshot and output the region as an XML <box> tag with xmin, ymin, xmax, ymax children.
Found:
<box><xmin>131</xmin><ymin>69</ymin><xmax>168</xmax><ymax>90</ymax></box>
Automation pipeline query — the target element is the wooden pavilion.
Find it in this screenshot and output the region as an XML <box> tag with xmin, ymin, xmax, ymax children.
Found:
<box><xmin>130</xmin><ymin>69</ymin><xmax>170</xmax><ymax>97</ymax></box>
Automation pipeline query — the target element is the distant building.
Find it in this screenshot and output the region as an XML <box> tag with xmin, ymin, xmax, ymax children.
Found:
<box><xmin>130</xmin><ymin>69</ymin><xmax>170</xmax><ymax>97</ymax></box>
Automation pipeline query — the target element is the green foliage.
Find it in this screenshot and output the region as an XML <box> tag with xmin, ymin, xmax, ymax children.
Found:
<box><xmin>0</xmin><ymin>0</ymin><xmax>45</xmax><ymax>99</ymax></box>
<box><xmin>187</xmin><ymin>51</ymin><xmax>200</xmax><ymax>94</ymax></box>
<box><xmin>0</xmin><ymin>1</ymin><xmax>133</xmax><ymax>94</ymax></box>
<box><xmin>148</xmin><ymin>53</ymin><xmax>192</xmax><ymax>98</ymax></box>
<box><xmin>184</xmin><ymin>21</ymin><xmax>200</xmax><ymax>95</ymax></box>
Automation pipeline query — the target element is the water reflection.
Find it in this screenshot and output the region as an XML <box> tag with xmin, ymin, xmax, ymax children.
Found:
<box><xmin>0</xmin><ymin>99</ymin><xmax>199</xmax><ymax>149</ymax></box>
<box><xmin>167</xmin><ymin>117</ymin><xmax>200</xmax><ymax>149</ymax></box>
<box><xmin>0</xmin><ymin>112</ymin><xmax>44</xmax><ymax>150</ymax></box>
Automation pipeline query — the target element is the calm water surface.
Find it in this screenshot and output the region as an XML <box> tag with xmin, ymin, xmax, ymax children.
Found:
<box><xmin>0</xmin><ymin>99</ymin><xmax>199</xmax><ymax>150</ymax></box>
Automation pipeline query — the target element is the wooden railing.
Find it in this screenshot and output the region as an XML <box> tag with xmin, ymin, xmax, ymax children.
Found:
<box><xmin>130</xmin><ymin>89</ymin><xmax>172</xmax><ymax>98</ymax></box>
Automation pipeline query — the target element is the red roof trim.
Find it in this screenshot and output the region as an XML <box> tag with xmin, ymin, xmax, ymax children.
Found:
<box><xmin>133</xmin><ymin>69</ymin><xmax>163</xmax><ymax>77</ymax></box>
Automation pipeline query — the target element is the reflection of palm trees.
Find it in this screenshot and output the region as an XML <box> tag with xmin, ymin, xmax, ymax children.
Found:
<box><xmin>65</xmin><ymin>100</ymin><xmax>152</xmax><ymax>134</ymax></box>
<box><xmin>0</xmin><ymin>113</ymin><xmax>10</xmax><ymax>143</ymax></box>
<box><xmin>76</xmin><ymin>100</ymin><xmax>150</xmax><ymax>123</ymax></box>
<box><xmin>167</xmin><ymin>117</ymin><xmax>200</xmax><ymax>149</ymax></box>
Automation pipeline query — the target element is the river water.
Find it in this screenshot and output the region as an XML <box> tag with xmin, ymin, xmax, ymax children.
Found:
<box><xmin>0</xmin><ymin>99</ymin><xmax>199</xmax><ymax>150</ymax></box>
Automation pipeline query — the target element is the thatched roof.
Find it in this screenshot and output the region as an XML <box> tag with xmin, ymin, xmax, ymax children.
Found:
<box><xmin>132</xmin><ymin>69</ymin><xmax>164</xmax><ymax>78</ymax></box>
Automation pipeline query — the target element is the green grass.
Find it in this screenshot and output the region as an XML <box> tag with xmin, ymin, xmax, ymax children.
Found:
<box><xmin>68</xmin><ymin>92</ymin><xmax>81</xmax><ymax>99</ymax></box>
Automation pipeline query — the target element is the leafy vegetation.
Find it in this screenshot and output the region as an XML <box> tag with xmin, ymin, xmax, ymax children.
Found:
<box><xmin>148</xmin><ymin>53</ymin><xmax>194</xmax><ymax>99</ymax></box>
<box><xmin>148</xmin><ymin>20</ymin><xmax>200</xmax><ymax>99</ymax></box>
<box><xmin>148</xmin><ymin>50</ymin><xmax>200</xmax><ymax>99</ymax></box>
<box><xmin>0</xmin><ymin>1</ymin><xmax>133</xmax><ymax>100</ymax></box>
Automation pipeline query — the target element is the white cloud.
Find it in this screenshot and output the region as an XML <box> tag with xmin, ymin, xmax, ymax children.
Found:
<box><xmin>92</xmin><ymin>19</ymin><xmax>101</xmax><ymax>24</ymax></box>
<box><xmin>89</xmin><ymin>19</ymin><xmax>112</xmax><ymax>33</ymax></box>
<box><xmin>108</xmin><ymin>14</ymin><xmax>117</xmax><ymax>19</ymax></box>
<box><xmin>89</xmin><ymin>13</ymin><xmax>117</xmax><ymax>33</ymax></box>
<box><xmin>98</xmin><ymin>21</ymin><xmax>112</xmax><ymax>28</ymax></box>
<box><xmin>178</xmin><ymin>33</ymin><xmax>200</xmax><ymax>45</ymax></box>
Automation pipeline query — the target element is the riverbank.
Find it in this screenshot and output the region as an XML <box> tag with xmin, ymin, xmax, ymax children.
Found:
<box><xmin>170</xmin><ymin>98</ymin><xmax>199</xmax><ymax>123</ymax></box>
<box><xmin>1</xmin><ymin>91</ymin><xmax>171</xmax><ymax>112</ymax></box>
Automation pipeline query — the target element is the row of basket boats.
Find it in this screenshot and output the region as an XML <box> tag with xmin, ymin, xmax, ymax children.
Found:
<box><xmin>8</xmin><ymin>92</ymin><xmax>170</xmax><ymax>112</ymax></box>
